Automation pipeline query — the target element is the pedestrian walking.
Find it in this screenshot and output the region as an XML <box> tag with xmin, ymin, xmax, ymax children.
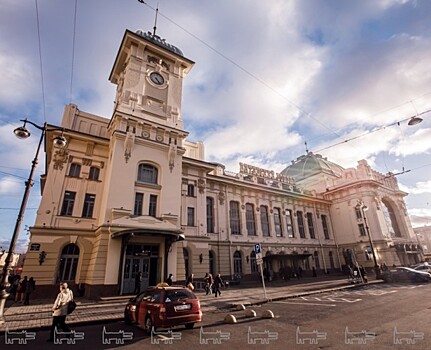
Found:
<box><xmin>23</xmin><ymin>277</ymin><xmax>36</xmax><ymax>305</ymax></box>
<box><xmin>15</xmin><ymin>276</ymin><xmax>28</xmax><ymax>303</ymax></box>
<box><xmin>213</xmin><ymin>273</ymin><xmax>224</xmax><ymax>297</ymax></box>
<box><xmin>185</xmin><ymin>273</ymin><xmax>194</xmax><ymax>291</ymax></box>
<box><xmin>204</xmin><ymin>273</ymin><xmax>214</xmax><ymax>295</ymax></box>
<box><xmin>134</xmin><ymin>271</ymin><xmax>142</xmax><ymax>294</ymax></box>
<box><xmin>359</xmin><ymin>265</ymin><xmax>368</xmax><ymax>283</ymax></box>
<box><xmin>47</xmin><ymin>282</ymin><xmax>74</xmax><ymax>342</ymax></box>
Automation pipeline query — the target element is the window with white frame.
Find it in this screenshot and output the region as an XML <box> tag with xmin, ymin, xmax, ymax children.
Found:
<box><xmin>229</xmin><ymin>201</ymin><xmax>241</xmax><ymax>235</ymax></box>
<box><xmin>246</xmin><ymin>203</ymin><xmax>256</xmax><ymax>236</ymax></box>
<box><xmin>260</xmin><ymin>206</ymin><xmax>270</xmax><ymax>236</ymax></box>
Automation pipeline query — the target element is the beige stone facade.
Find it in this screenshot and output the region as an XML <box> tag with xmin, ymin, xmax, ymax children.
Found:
<box><xmin>21</xmin><ymin>29</ymin><xmax>421</xmax><ymax>299</ymax></box>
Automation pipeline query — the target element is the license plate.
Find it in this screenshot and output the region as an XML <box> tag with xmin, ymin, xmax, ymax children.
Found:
<box><xmin>175</xmin><ymin>304</ymin><xmax>191</xmax><ymax>311</ymax></box>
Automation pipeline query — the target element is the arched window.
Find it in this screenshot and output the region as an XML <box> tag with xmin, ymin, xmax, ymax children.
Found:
<box><xmin>329</xmin><ymin>251</ymin><xmax>335</xmax><ymax>269</ymax></box>
<box><xmin>245</xmin><ymin>203</ymin><xmax>256</xmax><ymax>236</ymax></box>
<box><xmin>69</xmin><ymin>163</ymin><xmax>81</xmax><ymax>177</ymax></box>
<box><xmin>58</xmin><ymin>244</ymin><xmax>80</xmax><ymax>282</ymax></box>
<box><xmin>229</xmin><ymin>201</ymin><xmax>241</xmax><ymax>235</ymax></box>
<box><xmin>137</xmin><ymin>164</ymin><xmax>158</xmax><ymax>184</ymax></box>
<box><xmin>183</xmin><ymin>248</ymin><xmax>190</xmax><ymax>278</ymax></box>
<box><xmin>206</xmin><ymin>197</ymin><xmax>215</xmax><ymax>233</ymax></box>
<box><xmin>88</xmin><ymin>166</ymin><xmax>100</xmax><ymax>181</ymax></box>
<box><xmin>250</xmin><ymin>251</ymin><xmax>258</xmax><ymax>273</ymax></box>
<box><xmin>209</xmin><ymin>251</ymin><xmax>215</xmax><ymax>275</ymax></box>
<box><xmin>381</xmin><ymin>199</ymin><xmax>402</xmax><ymax>237</ymax></box>
<box><xmin>233</xmin><ymin>251</ymin><xmax>242</xmax><ymax>275</ymax></box>
<box><xmin>314</xmin><ymin>251</ymin><xmax>320</xmax><ymax>269</ymax></box>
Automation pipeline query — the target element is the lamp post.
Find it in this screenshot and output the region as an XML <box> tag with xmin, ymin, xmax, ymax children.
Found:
<box><xmin>0</xmin><ymin>119</ymin><xmax>66</xmax><ymax>324</ymax></box>
<box><xmin>357</xmin><ymin>200</ymin><xmax>382</xmax><ymax>280</ymax></box>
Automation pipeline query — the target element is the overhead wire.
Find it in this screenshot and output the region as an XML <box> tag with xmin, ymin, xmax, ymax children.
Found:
<box><xmin>136</xmin><ymin>0</ymin><xmax>343</xmax><ymax>140</ymax></box>
<box><xmin>137</xmin><ymin>1</ymin><xmax>431</xmax><ymax>166</ymax></box>
<box><xmin>35</xmin><ymin>0</ymin><xmax>46</xmax><ymax>122</ymax></box>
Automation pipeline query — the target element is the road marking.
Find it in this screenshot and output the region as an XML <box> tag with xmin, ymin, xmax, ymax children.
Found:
<box><xmin>274</xmin><ymin>301</ymin><xmax>336</xmax><ymax>307</ymax></box>
<box><xmin>300</xmin><ymin>296</ymin><xmax>361</xmax><ymax>303</ymax></box>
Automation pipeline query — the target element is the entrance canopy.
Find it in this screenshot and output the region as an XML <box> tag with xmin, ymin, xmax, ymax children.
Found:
<box><xmin>111</xmin><ymin>228</ymin><xmax>185</xmax><ymax>241</ymax></box>
<box><xmin>263</xmin><ymin>252</ymin><xmax>312</xmax><ymax>260</ymax></box>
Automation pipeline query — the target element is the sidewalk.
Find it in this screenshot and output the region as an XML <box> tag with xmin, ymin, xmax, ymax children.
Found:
<box><xmin>0</xmin><ymin>275</ymin><xmax>382</xmax><ymax>332</ymax></box>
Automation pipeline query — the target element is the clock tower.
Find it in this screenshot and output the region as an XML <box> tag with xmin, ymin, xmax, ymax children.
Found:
<box><xmin>109</xmin><ymin>29</ymin><xmax>194</xmax><ymax>131</ymax></box>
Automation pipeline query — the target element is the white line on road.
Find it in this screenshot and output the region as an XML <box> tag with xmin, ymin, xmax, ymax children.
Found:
<box><xmin>274</xmin><ymin>301</ymin><xmax>337</xmax><ymax>307</ymax></box>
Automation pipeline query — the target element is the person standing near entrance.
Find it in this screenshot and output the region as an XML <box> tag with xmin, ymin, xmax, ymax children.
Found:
<box><xmin>134</xmin><ymin>271</ymin><xmax>142</xmax><ymax>294</ymax></box>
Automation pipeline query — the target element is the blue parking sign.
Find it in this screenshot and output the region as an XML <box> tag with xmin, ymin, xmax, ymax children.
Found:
<box><xmin>255</xmin><ymin>244</ymin><xmax>261</xmax><ymax>254</ymax></box>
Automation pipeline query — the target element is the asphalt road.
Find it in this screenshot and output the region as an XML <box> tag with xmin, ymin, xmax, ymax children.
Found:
<box><xmin>1</xmin><ymin>282</ymin><xmax>430</xmax><ymax>349</ymax></box>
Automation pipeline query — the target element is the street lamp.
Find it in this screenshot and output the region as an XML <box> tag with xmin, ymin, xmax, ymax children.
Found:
<box><xmin>356</xmin><ymin>200</ymin><xmax>382</xmax><ymax>279</ymax></box>
<box><xmin>0</xmin><ymin>119</ymin><xmax>66</xmax><ymax>324</ymax></box>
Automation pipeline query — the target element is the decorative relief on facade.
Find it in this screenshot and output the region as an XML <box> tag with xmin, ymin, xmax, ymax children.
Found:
<box><xmin>53</xmin><ymin>148</ymin><xmax>69</xmax><ymax>170</ymax></box>
<box><xmin>85</xmin><ymin>143</ymin><xmax>95</xmax><ymax>156</ymax></box>
<box><xmin>197</xmin><ymin>178</ymin><xmax>205</xmax><ymax>194</ymax></box>
<box><xmin>156</xmin><ymin>128</ymin><xmax>165</xmax><ymax>142</ymax></box>
<box><xmin>124</xmin><ymin>131</ymin><xmax>135</xmax><ymax>163</ymax></box>
<box><xmin>83</xmin><ymin>158</ymin><xmax>92</xmax><ymax>166</ymax></box>
<box><xmin>168</xmin><ymin>143</ymin><xmax>177</xmax><ymax>172</ymax></box>
<box><xmin>218</xmin><ymin>191</ymin><xmax>225</xmax><ymax>205</ymax></box>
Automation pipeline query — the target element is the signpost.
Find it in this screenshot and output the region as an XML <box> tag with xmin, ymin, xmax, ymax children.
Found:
<box><xmin>255</xmin><ymin>243</ymin><xmax>267</xmax><ymax>299</ymax></box>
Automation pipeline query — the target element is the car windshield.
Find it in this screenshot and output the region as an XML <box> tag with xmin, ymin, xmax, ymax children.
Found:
<box><xmin>165</xmin><ymin>289</ymin><xmax>196</xmax><ymax>302</ymax></box>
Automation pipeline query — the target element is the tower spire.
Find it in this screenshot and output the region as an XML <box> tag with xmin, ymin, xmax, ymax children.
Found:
<box><xmin>153</xmin><ymin>3</ymin><xmax>159</xmax><ymax>36</ymax></box>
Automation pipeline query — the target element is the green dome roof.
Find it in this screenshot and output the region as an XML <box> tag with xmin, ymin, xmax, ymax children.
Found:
<box><xmin>280</xmin><ymin>152</ymin><xmax>344</xmax><ymax>181</ymax></box>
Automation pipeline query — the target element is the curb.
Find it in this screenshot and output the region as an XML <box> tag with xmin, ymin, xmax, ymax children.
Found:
<box><xmin>227</xmin><ymin>280</ymin><xmax>384</xmax><ymax>308</ymax></box>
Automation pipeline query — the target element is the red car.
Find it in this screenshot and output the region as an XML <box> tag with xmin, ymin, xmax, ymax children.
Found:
<box><xmin>124</xmin><ymin>286</ymin><xmax>202</xmax><ymax>333</ymax></box>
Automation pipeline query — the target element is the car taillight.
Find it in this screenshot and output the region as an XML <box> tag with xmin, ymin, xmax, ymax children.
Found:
<box><xmin>130</xmin><ymin>305</ymin><xmax>136</xmax><ymax>312</ymax></box>
<box><xmin>159</xmin><ymin>306</ymin><xmax>166</xmax><ymax>320</ymax></box>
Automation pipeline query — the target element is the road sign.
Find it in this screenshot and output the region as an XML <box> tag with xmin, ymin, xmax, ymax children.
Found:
<box><xmin>255</xmin><ymin>243</ymin><xmax>261</xmax><ymax>254</ymax></box>
<box><xmin>256</xmin><ymin>257</ymin><xmax>263</xmax><ymax>265</ymax></box>
<box><xmin>256</xmin><ymin>253</ymin><xmax>262</xmax><ymax>260</ymax></box>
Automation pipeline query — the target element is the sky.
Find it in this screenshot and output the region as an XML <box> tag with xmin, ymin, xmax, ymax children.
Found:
<box><xmin>1</xmin><ymin>0</ymin><xmax>431</xmax><ymax>253</ymax></box>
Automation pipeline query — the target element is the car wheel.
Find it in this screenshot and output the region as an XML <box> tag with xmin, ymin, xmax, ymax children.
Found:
<box><xmin>124</xmin><ymin>311</ymin><xmax>132</xmax><ymax>325</ymax></box>
<box><xmin>185</xmin><ymin>323</ymin><xmax>195</xmax><ymax>330</ymax></box>
<box><xmin>144</xmin><ymin>316</ymin><xmax>154</xmax><ymax>335</ymax></box>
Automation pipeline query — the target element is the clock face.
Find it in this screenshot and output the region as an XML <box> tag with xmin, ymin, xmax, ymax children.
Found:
<box><xmin>150</xmin><ymin>72</ymin><xmax>165</xmax><ymax>85</ymax></box>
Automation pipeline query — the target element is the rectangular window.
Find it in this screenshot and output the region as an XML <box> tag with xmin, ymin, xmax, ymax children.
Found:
<box><xmin>134</xmin><ymin>193</ymin><xmax>144</xmax><ymax>216</ymax></box>
<box><xmin>274</xmin><ymin>208</ymin><xmax>282</xmax><ymax>237</ymax></box>
<box><xmin>358</xmin><ymin>223</ymin><xmax>367</xmax><ymax>236</ymax></box>
<box><xmin>297</xmin><ymin>211</ymin><xmax>306</xmax><ymax>238</ymax></box>
<box><xmin>229</xmin><ymin>201</ymin><xmax>241</xmax><ymax>235</ymax></box>
<box><xmin>307</xmin><ymin>213</ymin><xmax>315</xmax><ymax>239</ymax></box>
<box><xmin>82</xmin><ymin>193</ymin><xmax>95</xmax><ymax>218</ymax></box>
<box><xmin>187</xmin><ymin>207</ymin><xmax>195</xmax><ymax>226</ymax></box>
<box><xmin>187</xmin><ymin>184</ymin><xmax>195</xmax><ymax>197</ymax></box>
<box><xmin>246</xmin><ymin>203</ymin><xmax>256</xmax><ymax>236</ymax></box>
<box><xmin>286</xmin><ymin>209</ymin><xmax>294</xmax><ymax>238</ymax></box>
<box><xmin>68</xmin><ymin>163</ymin><xmax>81</xmax><ymax>177</ymax></box>
<box><xmin>206</xmin><ymin>197</ymin><xmax>214</xmax><ymax>233</ymax></box>
<box><xmin>60</xmin><ymin>191</ymin><xmax>76</xmax><ymax>216</ymax></box>
<box><xmin>260</xmin><ymin>206</ymin><xmax>270</xmax><ymax>236</ymax></box>
<box><xmin>88</xmin><ymin>167</ymin><xmax>100</xmax><ymax>181</ymax></box>
<box><xmin>149</xmin><ymin>195</ymin><xmax>157</xmax><ymax>217</ymax></box>
<box><xmin>355</xmin><ymin>207</ymin><xmax>362</xmax><ymax>219</ymax></box>
<box><xmin>321</xmin><ymin>215</ymin><xmax>330</xmax><ymax>239</ymax></box>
